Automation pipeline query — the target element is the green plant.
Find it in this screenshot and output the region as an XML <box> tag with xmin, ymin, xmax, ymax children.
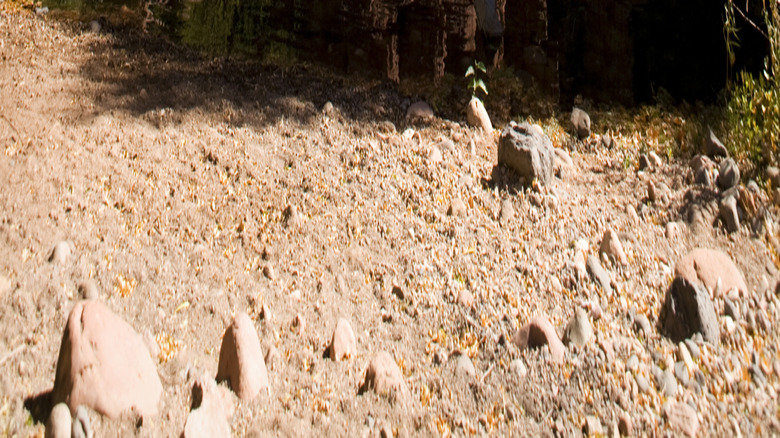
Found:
<box><xmin>465</xmin><ymin>61</ymin><xmax>488</xmax><ymax>99</ymax></box>
<box><xmin>724</xmin><ymin>0</ymin><xmax>780</xmax><ymax>166</ymax></box>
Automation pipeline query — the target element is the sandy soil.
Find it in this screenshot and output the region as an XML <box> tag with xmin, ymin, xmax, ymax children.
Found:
<box><xmin>1</xmin><ymin>10</ymin><xmax>779</xmax><ymax>437</ymax></box>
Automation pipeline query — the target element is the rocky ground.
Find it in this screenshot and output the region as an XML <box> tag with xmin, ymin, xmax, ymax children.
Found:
<box><xmin>1</xmin><ymin>9</ymin><xmax>780</xmax><ymax>437</ymax></box>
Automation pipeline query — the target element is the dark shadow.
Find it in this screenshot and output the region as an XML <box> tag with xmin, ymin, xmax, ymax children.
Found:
<box><xmin>75</xmin><ymin>22</ymin><xmax>409</xmax><ymax>131</ymax></box>
<box><xmin>24</xmin><ymin>390</ymin><xmax>53</xmax><ymax>425</ymax></box>
<box><xmin>486</xmin><ymin>165</ymin><xmax>530</xmax><ymax>195</ymax></box>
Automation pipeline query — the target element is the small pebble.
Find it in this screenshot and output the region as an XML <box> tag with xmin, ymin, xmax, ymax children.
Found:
<box><xmin>49</xmin><ymin>241</ymin><xmax>72</xmax><ymax>264</ymax></box>
<box><xmin>46</xmin><ymin>403</ymin><xmax>71</xmax><ymax>438</ymax></box>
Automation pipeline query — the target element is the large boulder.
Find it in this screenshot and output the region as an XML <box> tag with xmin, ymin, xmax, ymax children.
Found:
<box><xmin>51</xmin><ymin>301</ymin><xmax>162</xmax><ymax>419</ymax></box>
<box><xmin>659</xmin><ymin>276</ymin><xmax>720</xmax><ymax>344</ymax></box>
<box><xmin>216</xmin><ymin>312</ymin><xmax>269</xmax><ymax>401</ymax></box>
<box><xmin>674</xmin><ymin>248</ymin><xmax>748</xmax><ymax>297</ymax></box>
<box><xmin>498</xmin><ymin>121</ymin><xmax>554</xmax><ymax>185</ymax></box>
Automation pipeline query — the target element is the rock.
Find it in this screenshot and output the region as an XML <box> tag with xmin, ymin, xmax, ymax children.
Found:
<box><xmin>626</xmin><ymin>355</ymin><xmax>639</xmax><ymax>372</ymax></box>
<box><xmin>705</xmin><ymin>128</ymin><xmax>728</xmax><ymax>158</ymax></box>
<box><xmin>571</xmin><ymin>107</ymin><xmax>591</xmax><ymax>139</ymax></box>
<box><xmin>659</xmin><ymin>276</ymin><xmax>720</xmax><ymax>344</ymax></box>
<box><xmin>457</xmin><ymin>289</ymin><xmax>474</xmax><ymax>308</ymax></box>
<box><xmin>583</xmin><ymin>415</ymin><xmax>603</xmax><ymax>436</ymax></box>
<box><xmin>45</xmin><ymin>403</ymin><xmax>71</xmax><ymax>438</ymax></box>
<box><xmin>563</xmin><ymin>308</ymin><xmax>592</xmax><ymax>347</ymax></box>
<box><xmin>466</xmin><ymin>97</ymin><xmax>492</xmax><ymax>132</ymax></box>
<box><xmin>553</xmin><ymin>148</ymin><xmax>573</xmax><ymax>179</ymax></box>
<box><xmin>717</xmin><ymin>158</ymin><xmax>740</xmax><ymax>190</ymax></box>
<box><xmin>88</xmin><ymin>20</ymin><xmax>101</xmax><ymax>34</ymax></box>
<box><xmin>51</xmin><ymin>301</ymin><xmax>162</xmax><ymax>419</ymax></box>
<box><xmin>647</xmin><ymin>181</ymin><xmax>658</xmax><ymax>203</ymax></box>
<box><xmin>512</xmin><ymin>315</ymin><xmax>566</xmax><ymax>363</ymax></box>
<box><xmin>359</xmin><ymin>351</ymin><xmax>408</xmax><ymax>400</ymax></box>
<box><xmin>767</xmin><ymin>166</ymin><xmax>780</xmax><ymax>188</ymax></box>
<box><xmin>182</xmin><ymin>375</ymin><xmax>231</xmax><ymax>438</ymax></box>
<box><xmin>406</xmin><ymin>101</ymin><xmax>434</xmax><ymax>120</ymax></box>
<box><xmin>674</xmin><ymin>361</ymin><xmax>690</xmax><ymax>386</ymax></box>
<box><xmin>450</xmin><ymin>353</ymin><xmax>476</xmax><ymax>379</ymax></box>
<box><xmin>448</xmin><ymin>198</ymin><xmax>467</xmax><ymax>217</ymax></box>
<box><xmin>635</xmin><ymin>374</ymin><xmax>651</xmax><ymax>394</ymax></box>
<box><xmin>626</xmin><ymin>204</ymin><xmax>639</xmax><ymax>224</ymax></box>
<box><xmin>659</xmin><ymin>369</ymin><xmax>678</xmax><ymax>397</ymax></box>
<box><xmin>664</xmin><ymin>401</ymin><xmax>699</xmax><ymax>437</ymax></box>
<box><xmin>283</xmin><ymin>204</ymin><xmax>302</xmax><ymax>228</ymax></box>
<box><xmin>264</xmin><ymin>345</ymin><xmax>280</xmax><ymax>371</ymax></box>
<box><xmin>427</xmin><ymin>146</ymin><xmax>443</xmax><ymax>164</ymax></box>
<box><xmin>648</xmin><ymin>151</ymin><xmax>663</xmax><ymax>167</ymax></box>
<box><xmin>719</xmin><ymin>195</ymin><xmax>740</xmax><ymax>233</ymax></box>
<box><xmin>638</xmin><ymin>154</ymin><xmax>651</xmax><ymax>171</ymax></box>
<box><xmin>321</xmin><ymin>101</ymin><xmax>334</xmax><ymax>115</ymax></box>
<box><xmin>586</xmin><ymin>255</ymin><xmax>612</xmax><ymax>294</ymax></box>
<box><xmin>71</xmin><ymin>405</ymin><xmax>92</xmax><ymax>438</ymax></box>
<box><xmin>509</xmin><ymin>359</ymin><xmax>527</xmax><ymax>379</ymax></box>
<box><xmin>675</xmin><ymin>248</ymin><xmax>748</xmax><ymax>297</ymax></box>
<box><xmin>498</xmin><ymin>121</ymin><xmax>555</xmax><ymax>186</ymax></box>
<box><xmin>77</xmin><ymin>281</ymin><xmax>99</xmax><ymax>300</ymax></box>
<box><xmin>691</xmin><ymin>155</ymin><xmax>715</xmax><ymax>186</ymax></box>
<box><xmin>499</xmin><ymin>199</ymin><xmax>514</xmax><ymax>224</ymax></box>
<box><xmin>665</xmin><ymin>222</ymin><xmax>680</xmax><ymax>239</ymax></box>
<box><xmin>49</xmin><ymin>241</ymin><xmax>72</xmax><ymax>264</ymax></box>
<box><xmin>599</xmin><ymin>229</ymin><xmax>627</xmax><ymax>266</ymax></box>
<box><xmin>330</xmin><ymin>318</ymin><xmax>356</xmax><ymax>361</ymax></box>
<box><xmin>216</xmin><ymin>312</ymin><xmax>269</xmax><ymax>401</ymax></box>
<box><xmin>618</xmin><ymin>412</ymin><xmax>633</xmax><ymax>436</ymax></box>
<box><xmin>632</xmin><ymin>313</ymin><xmax>652</xmax><ymax>337</ymax></box>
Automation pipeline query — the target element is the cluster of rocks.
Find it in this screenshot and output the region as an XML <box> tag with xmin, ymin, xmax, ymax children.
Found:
<box><xmin>43</xmin><ymin>298</ymin><xmax>377</xmax><ymax>437</ymax></box>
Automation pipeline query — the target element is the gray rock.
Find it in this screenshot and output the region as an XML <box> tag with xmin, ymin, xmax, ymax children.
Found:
<box><xmin>719</xmin><ymin>195</ymin><xmax>740</xmax><ymax>233</ymax></box>
<box><xmin>674</xmin><ymin>361</ymin><xmax>689</xmax><ymax>386</ymax></box>
<box><xmin>509</xmin><ymin>359</ymin><xmax>527</xmax><ymax>379</ymax></box>
<box><xmin>633</xmin><ymin>313</ymin><xmax>652</xmax><ymax>337</ymax></box>
<box><xmin>71</xmin><ymin>406</ymin><xmax>93</xmax><ymax>438</ymax></box>
<box><xmin>684</xmin><ymin>339</ymin><xmax>701</xmax><ymax>360</ymax></box>
<box><xmin>498</xmin><ymin>121</ymin><xmax>555</xmax><ymax>186</ymax></box>
<box><xmin>659</xmin><ymin>276</ymin><xmax>720</xmax><ymax>344</ymax></box>
<box><xmin>571</xmin><ymin>107</ymin><xmax>591</xmax><ymax>139</ymax></box>
<box><xmin>705</xmin><ymin>129</ymin><xmax>729</xmax><ymax>157</ymax></box>
<box><xmin>717</xmin><ymin>158</ymin><xmax>740</xmax><ymax>190</ymax></box>
<box><xmin>406</xmin><ymin>101</ymin><xmax>434</xmax><ymax>120</ymax></box>
<box><xmin>626</xmin><ymin>355</ymin><xmax>639</xmax><ymax>372</ymax></box>
<box><xmin>659</xmin><ymin>369</ymin><xmax>678</xmax><ymax>397</ymax></box>
<box><xmin>583</xmin><ymin>415</ymin><xmax>603</xmax><ymax>436</ymax></box>
<box><xmin>563</xmin><ymin>308</ymin><xmax>592</xmax><ymax>347</ymax></box>
<box><xmin>45</xmin><ymin>403</ymin><xmax>71</xmax><ymax>438</ymax></box>
<box><xmin>648</xmin><ymin>151</ymin><xmax>663</xmax><ymax>167</ymax></box>
<box><xmin>586</xmin><ymin>255</ymin><xmax>612</xmax><ymax>294</ymax></box>
<box><xmin>767</xmin><ymin>165</ymin><xmax>780</xmax><ymax>188</ymax></box>
<box><xmin>451</xmin><ymin>353</ymin><xmax>476</xmax><ymax>379</ymax></box>
<box><xmin>724</xmin><ymin>298</ymin><xmax>740</xmax><ymax>321</ymax></box>
<box><xmin>635</xmin><ymin>374</ymin><xmax>651</xmax><ymax>394</ymax></box>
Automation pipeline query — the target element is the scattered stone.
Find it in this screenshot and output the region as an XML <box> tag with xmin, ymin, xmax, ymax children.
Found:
<box><xmin>359</xmin><ymin>351</ymin><xmax>408</xmax><ymax>400</ymax></box>
<box><xmin>512</xmin><ymin>315</ymin><xmax>566</xmax><ymax>363</ymax></box>
<box><xmin>626</xmin><ymin>355</ymin><xmax>639</xmax><ymax>372</ymax></box>
<box><xmin>498</xmin><ymin>121</ymin><xmax>555</xmax><ymax>186</ymax></box>
<box><xmin>705</xmin><ymin>128</ymin><xmax>728</xmax><ymax>158</ymax></box>
<box><xmin>638</xmin><ymin>154</ymin><xmax>651</xmax><ymax>171</ymax></box>
<box><xmin>636</xmin><ymin>374</ymin><xmax>651</xmax><ymax>394</ymax></box>
<box><xmin>77</xmin><ymin>280</ymin><xmax>99</xmax><ymax>300</ymax></box>
<box><xmin>283</xmin><ymin>204</ymin><xmax>302</xmax><ymax>228</ymax></box>
<box><xmin>457</xmin><ymin>289</ymin><xmax>474</xmax><ymax>308</ymax></box>
<box><xmin>599</xmin><ymin>229</ymin><xmax>628</xmax><ymax>266</ymax></box>
<box><xmin>330</xmin><ymin>318</ymin><xmax>356</xmax><ymax>361</ymax></box>
<box><xmin>633</xmin><ymin>313</ymin><xmax>652</xmax><ymax>337</ymax></box>
<box><xmin>88</xmin><ymin>20</ymin><xmax>101</xmax><ymax>34</ymax></box>
<box><xmin>674</xmin><ymin>361</ymin><xmax>690</xmax><ymax>386</ymax></box>
<box><xmin>717</xmin><ymin>158</ymin><xmax>740</xmax><ymax>190</ymax></box>
<box><xmin>659</xmin><ymin>369</ymin><xmax>678</xmax><ymax>397</ymax></box>
<box><xmin>675</xmin><ymin>248</ymin><xmax>748</xmax><ymax>297</ymax></box>
<box><xmin>264</xmin><ymin>345</ymin><xmax>280</xmax><ymax>371</ymax></box>
<box><xmin>719</xmin><ymin>195</ymin><xmax>740</xmax><ymax>233</ymax></box>
<box><xmin>509</xmin><ymin>359</ymin><xmax>527</xmax><ymax>379</ymax></box>
<box><xmin>216</xmin><ymin>312</ymin><xmax>269</xmax><ymax>401</ymax></box>
<box><xmin>626</xmin><ymin>204</ymin><xmax>639</xmax><ymax>224</ymax></box>
<box><xmin>618</xmin><ymin>412</ymin><xmax>633</xmax><ymax>436</ymax></box>
<box><xmin>499</xmin><ymin>199</ymin><xmax>514</xmax><ymax>224</ymax></box>
<box><xmin>647</xmin><ymin>181</ymin><xmax>658</xmax><ymax>203</ymax></box>
<box><xmin>450</xmin><ymin>352</ymin><xmax>476</xmax><ymax>379</ymax></box>
<box><xmin>583</xmin><ymin>415</ymin><xmax>603</xmax><ymax>436</ymax></box>
<box><xmin>49</xmin><ymin>241</ymin><xmax>72</xmax><ymax>264</ymax></box>
<box><xmin>466</xmin><ymin>97</ymin><xmax>492</xmax><ymax>132</ymax></box>
<box><xmin>659</xmin><ymin>276</ymin><xmax>720</xmax><ymax>344</ymax></box>
<box><xmin>427</xmin><ymin>146</ymin><xmax>443</xmax><ymax>164</ymax></box>
<box><xmin>51</xmin><ymin>301</ymin><xmax>162</xmax><ymax>419</ymax></box>
<box><xmin>767</xmin><ymin>166</ymin><xmax>780</xmax><ymax>188</ymax></box>
<box><xmin>321</xmin><ymin>101</ymin><xmax>334</xmax><ymax>115</ymax></box>
<box><xmin>665</xmin><ymin>401</ymin><xmax>699</xmax><ymax>437</ymax></box>
<box><xmin>292</xmin><ymin>313</ymin><xmax>306</xmax><ymax>335</ymax></box>
<box><xmin>45</xmin><ymin>403</ymin><xmax>71</xmax><ymax>438</ymax></box>
<box><xmin>563</xmin><ymin>308</ymin><xmax>592</xmax><ymax>347</ymax></box>
<box><xmin>406</xmin><ymin>101</ymin><xmax>434</xmax><ymax>120</ymax></box>
<box><xmin>448</xmin><ymin>199</ymin><xmax>467</xmax><ymax>217</ymax></box>
<box><xmin>71</xmin><ymin>405</ymin><xmax>92</xmax><ymax>438</ymax></box>
<box><xmin>648</xmin><ymin>151</ymin><xmax>663</xmax><ymax>167</ymax></box>
<box><xmin>262</xmin><ymin>264</ymin><xmax>276</xmax><ymax>280</ymax></box>
<box><xmin>182</xmin><ymin>374</ymin><xmax>231</xmax><ymax>438</ymax></box>
<box><xmin>665</xmin><ymin>222</ymin><xmax>680</xmax><ymax>239</ymax></box>
<box><xmin>586</xmin><ymin>255</ymin><xmax>612</xmax><ymax>294</ymax></box>
<box><xmin>571</xmin><ymin>107</ymin><xmax>591</xmax><ymax>139</ymax></box>
<box><xmin>678</xmin><ymin>342</ymin><xmax>696</xmax><ymax>374</ymax></box>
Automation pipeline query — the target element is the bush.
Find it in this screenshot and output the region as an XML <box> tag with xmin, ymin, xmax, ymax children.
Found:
<box><xmin>725</xmin><ymin>0</ymin><xmax>780</xmax><ymax>166</ymax></box>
